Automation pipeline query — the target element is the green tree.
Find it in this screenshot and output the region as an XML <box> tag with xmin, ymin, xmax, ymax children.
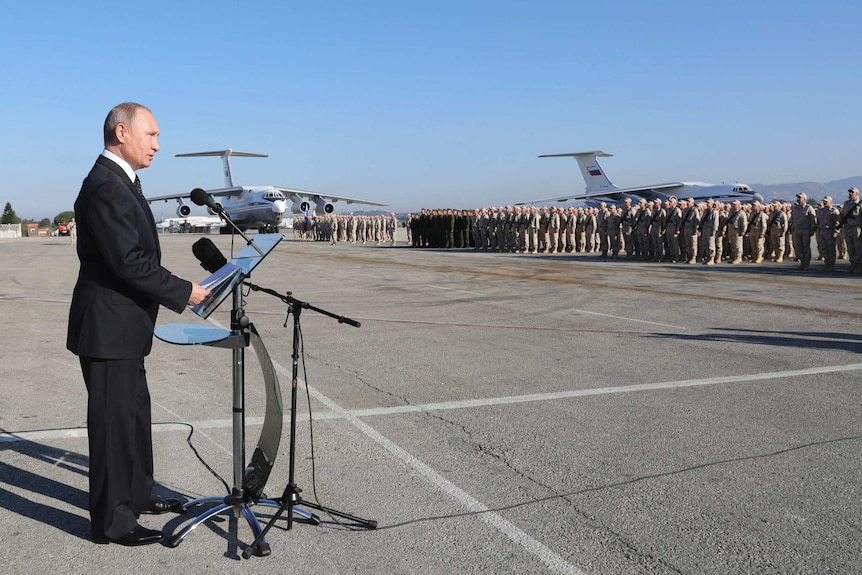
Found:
<box><xmin>54</xmin><ymin>211</ymin><xmax>75</xmax><ymax>225</ymax></box>
<box><xmin>1</xmin><ymin>202</ymin><xmax>20</xmax><ymax>224</ymax></box>
<box><xmin>39</xmin><ymin>217</ymin><xmax>51</xmax><ymax>228</ymax></box>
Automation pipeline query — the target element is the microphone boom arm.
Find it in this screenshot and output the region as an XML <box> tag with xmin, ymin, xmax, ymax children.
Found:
<box><xmin>242</xmin><ymin>281</ymin><xmax>361</xmax><ymax>328</ymax></box>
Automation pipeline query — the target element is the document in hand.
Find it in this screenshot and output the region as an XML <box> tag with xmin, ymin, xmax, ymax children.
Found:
<box><xmin>191</xmin><ymin>262</ymin><xmax>244</xmax><ymax>318</ymax></box>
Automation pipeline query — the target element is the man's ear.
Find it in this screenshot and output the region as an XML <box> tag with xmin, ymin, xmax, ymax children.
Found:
<box><xmin>114</xmin><ymin>122</ymin><xmax>128</xmax><ymax>143</ymax></box>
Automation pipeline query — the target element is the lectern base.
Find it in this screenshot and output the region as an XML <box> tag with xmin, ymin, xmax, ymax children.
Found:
<box><xmin>166</xmin><ymin>495</ymin><xmax>319</xmax><ymax>552</ymax></box>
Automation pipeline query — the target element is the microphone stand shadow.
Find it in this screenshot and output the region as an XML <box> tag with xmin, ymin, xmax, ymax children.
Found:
<box><xmin>241</xmin><ymin>281</ymin><xmax>377</xmax><ymax>559</ymax></box>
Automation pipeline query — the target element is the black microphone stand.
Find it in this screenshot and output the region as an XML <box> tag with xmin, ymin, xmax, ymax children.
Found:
<box><xmin>241</xmin><ymin>281</ymin><xmax>377</xmax><ymax>560</ymax></box>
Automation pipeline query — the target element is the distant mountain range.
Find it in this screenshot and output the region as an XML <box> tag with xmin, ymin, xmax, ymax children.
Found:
<box><xmin>752</xmin><ymin>176</ymin><xmax>862</xmax><ymax>203</ymax></box>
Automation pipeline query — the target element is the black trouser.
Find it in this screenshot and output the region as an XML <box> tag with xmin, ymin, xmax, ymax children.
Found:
<box><xmin>80</xmin><ymin>356</ymin><xmax>155</xmax><ymax>538</ymax></box>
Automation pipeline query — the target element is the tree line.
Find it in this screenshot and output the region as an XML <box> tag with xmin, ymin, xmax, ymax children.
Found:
<box><xmin>1</xmin><ymin>202</ymin><xmax>74</xmax><ymax>234</ymax></box>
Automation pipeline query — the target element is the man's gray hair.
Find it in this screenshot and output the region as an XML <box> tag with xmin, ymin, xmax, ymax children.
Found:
<box><xmin>103</xmin><ymin>102</ymin><xmax>150</xmax><ymax>146</ymax></box>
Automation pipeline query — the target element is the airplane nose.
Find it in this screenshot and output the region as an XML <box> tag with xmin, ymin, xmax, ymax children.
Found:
<box><xmin>272</xmin><ymin>200</ymin><xmax>286</xmax><ymax>214</ymax></box>
<box><xmin>752</xmin><ymin>192</ymin><xmax>764</xmax><ymax>203</ymax></box>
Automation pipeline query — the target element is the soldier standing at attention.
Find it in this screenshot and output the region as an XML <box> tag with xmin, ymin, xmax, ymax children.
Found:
<box><xmin>700</xmin><ymin>199</ymin><xmax>719</xmax><ymax>265</ymax></box>
<box><xmin>585</xmin><ymin>207</ymin><xmax>598</xmax><ymax>254</ymax></box>
<box><xmin>791</xmin><ymin>193</ymin><xmax>817</xmax><ymax>270</ymax></box>
<box><xmin>621</xmin><ymin>199</ymin><xmax>636</xmax><ymax>258</ymax></box>
<box><xmin>816</xmin><ymin>196</ymin><xmax>840</xmax><ymax>272</ymax></box>
<box><xmin>527</xmin><ymin>206</ymin><xmax>540</xmax><ymax>254</ymax></box>
<box><xmin>726</xmin><ymin>200</ymin><xmax>748</xmax><ymax>264</ymax></box>
<box><xmin>548</xmin><ymin>207</ymin><xmax>560</xmax><ymax>254</ymax></box>
<box><xmin>747</xmin><ymin>201</ymin><xmax>768</xmax><ymax>263</ymax></box>
<box><xmin>636</xmin><ymin>199</ymin><xmax>652</xmax><ymax>260</ymax></box>
<box><xmin>767</xmin><ymin>202</ymin><xmax>789</xmax><ymax>262</ymax></box>
<box><xmin>562</xmin><ymin>207</ymin><xmax>574</xmax><ymax>252</ymax></box>
<box><xmin>574</xmin><ymin>207</ymin><xmax>586</xmax><ymax>253</ymax></box>
<box><xmin>538</xmin><ymin>207</ymin><xmax>550</xmax><ymax>253</ymax></box>
<box><xmin>607</xmin><ymin>205</ymin><xmax>623</xmax><ymax>258</ymax></box>
<box><xmin>665</xmin><ymin>197</ymin><xmax>683</xmax><ymax>263</ymax></box>
<box><xmin>682</xmin><ymin>198</ymin><xmax>700</xmax><ymax>264</ymax></box>
<box><xmin>784</xmin><ymin>203</ymin><xmax>795</xmax><ymax>260</ymax></box>
<box><xmin>839</xmin><ymin>187</ymin><xmax>862</xmax><ymax>273</ymax></box>
<box><xmin>597</xmin><ymin>202</ymin><xmax>610</xmax><ymax>258</ymax></box>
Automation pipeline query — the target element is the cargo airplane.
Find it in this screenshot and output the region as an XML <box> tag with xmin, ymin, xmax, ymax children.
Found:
<box><xmin>526</xmin><ymin>150</ymin><xmax>763</xmax><ymax>207</ymax></box>
<box><xmin>146</xmin><ymin>149</ymin><xmax>387</xmax><ymax>233</ymax></box>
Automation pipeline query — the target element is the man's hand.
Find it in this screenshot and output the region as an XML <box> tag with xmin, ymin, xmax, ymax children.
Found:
<box><xmin>188</xmin><ymin>282</ymin><xmax>211</xmax><ymax>306</ymax></box>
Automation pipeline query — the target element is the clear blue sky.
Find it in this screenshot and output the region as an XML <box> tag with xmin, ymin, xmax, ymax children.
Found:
<box><xmin>2</xmin><ymin>0</ymin><xmax>860</xmax><ymax>220</ymax></box>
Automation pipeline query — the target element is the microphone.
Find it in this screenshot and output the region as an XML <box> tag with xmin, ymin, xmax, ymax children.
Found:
<box><xmin>190</xmin><ymin>188</ymin><xmax>223</xmax><ymax>214</ymax></box>
<box><xmin>192</xmin><ymin>237</ymin><xmax>228</xmax><ymax>273</ymax></box>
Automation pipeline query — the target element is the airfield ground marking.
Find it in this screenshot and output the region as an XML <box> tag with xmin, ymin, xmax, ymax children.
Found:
<box><xmin>342</xmin><ymin>270</ymin><xmax>387</xmax><ymax>279</ymax></box>
<box><xmin>5</xmin><ymin>362</ymin><xmax>860</xmax><ymax>573</ymax></box>
<box><xmin>569</xmin><ymin>309</ymin><xmax>688</xmax><ymax>330</ymax></box>
<box><xmin>6</xmin><ymin>363</ymin><xmax>861</xmax><ymax>438</ymax></box>
<box><xmin>426</xmin><ymin>284</ymin><xmax>486</xmax><ymax>296</ymax></box>
<box><xmin>273</xmin><ymin>363</ymin><xmax>585</xmax><ymax>575</ymax></box>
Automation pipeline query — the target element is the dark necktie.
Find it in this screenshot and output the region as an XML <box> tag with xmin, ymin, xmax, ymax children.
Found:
<box><xmin>133</xmin><ymin>175</ymin><xmax>143</xmax><ymax>197</ymax></box>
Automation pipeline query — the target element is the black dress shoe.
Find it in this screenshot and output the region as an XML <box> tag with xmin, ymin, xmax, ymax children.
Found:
<box><xmin>93</xmin><ymin>525</ymin><xmax>163</xmax><ymax>546</ymax></box>
<box><xmin>141</xmin><ymin>498</ymin><xmax>184</xmax><ymax>515</ymax></box>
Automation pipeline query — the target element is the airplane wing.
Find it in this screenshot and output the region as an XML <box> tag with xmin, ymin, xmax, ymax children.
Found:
<box><xmin>145</xmin><ymin>187</ymin><xmax>244</xmax><ymax>203</ymax></box>
<box><xmin>519</xmin><ymin>183</ymin><xmax>685</xmax><ymax>205</ymax></box>
<box><xmin>275</xmin><ymin>187</ymin><xmax>388</xmax><ymax>207</ymax></box>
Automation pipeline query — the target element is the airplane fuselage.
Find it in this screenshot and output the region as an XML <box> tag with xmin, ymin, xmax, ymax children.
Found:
<box><xmin>536</xmin><ymin>151</ymin><xmax>764</xmax><ymax>208</ymax></box>
<box><xmin>145</xmin><ymin>149</ymin><xmax>387</xmax><ymax>230</ymax></box>
<box><xmin>582</xmin><ymin>182</ymin><xmax>763</xmax><ymax>208</ymax></box>
<box><xmin>217</xmin><ymin>186</ymin><xmax>287</xmax><ymax>230</ymax></box>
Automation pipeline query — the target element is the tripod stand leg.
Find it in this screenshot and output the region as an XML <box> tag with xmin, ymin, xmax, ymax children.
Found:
<box><xmin>240</xmin><ymin>505</ymin><xmax>271</xmax><ymax>557</ymax></box>
<box><xmin>297</xmin><ymin>498</ymin><xmax>378</xmax><ymax>529</ymax></box>
<box><xmin>259</xmin><ymin>498</ymin><xmax>320</xmax><ymax>524</ymax></box>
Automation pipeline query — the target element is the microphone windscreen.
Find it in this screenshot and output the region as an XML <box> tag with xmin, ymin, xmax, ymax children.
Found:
<box><xmin>192</xmin><ymin>237</ymin><xmax>228</xmax><ymax>273</ymax></box>
<box><xmin>190</xmin><ymin>188</ymin><xmax>210</xmax><ymax>207</ymax></box>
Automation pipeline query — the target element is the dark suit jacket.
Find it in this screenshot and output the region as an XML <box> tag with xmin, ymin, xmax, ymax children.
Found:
<box><xmin>67</xmin><ymin>155</ymin><xmax>191</xmax><ymax>359</ymax></box>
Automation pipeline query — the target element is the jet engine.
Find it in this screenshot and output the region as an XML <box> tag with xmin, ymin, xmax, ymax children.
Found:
<box><xmin>315</xmin><ymin>198</ymin><xmax>335</xmax><ymax>214</ymax></box>
<box><xmin>291</xmin><ymin>199</ymin><xmax>313</xmax><ymax>214</ymax></box>
<box><xmin>176</xmin><ymin>203</ymin><xmax>191</xmax><ymax>217</ymax></box>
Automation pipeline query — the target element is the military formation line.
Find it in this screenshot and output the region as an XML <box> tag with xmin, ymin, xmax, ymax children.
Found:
<box><xmin>290</xmin><ymin>213</ymin><xmax>399</xmax><ymax>245</ymax></box>
<box><xmin>403</xmin><ymin>187</ymin><xmax>862</xmax><ymax>273</ymax></box>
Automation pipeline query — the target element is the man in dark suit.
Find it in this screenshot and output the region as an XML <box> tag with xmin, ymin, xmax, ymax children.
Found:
<box><xmin>67</xmin><ymin>102</ymin><xmax>210</xmax><ymax>546</ymax></box>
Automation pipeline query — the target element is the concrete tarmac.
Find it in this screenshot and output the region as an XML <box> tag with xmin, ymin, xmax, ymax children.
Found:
<box><xmin>1</xmin><ymin>233</ymin><xmax>861</xmax><ymax>575</ymax></box>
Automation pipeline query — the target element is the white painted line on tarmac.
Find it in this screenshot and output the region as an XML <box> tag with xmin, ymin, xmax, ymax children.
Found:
<box><xmin>6</xmin><ymin>362</ymin><xmax>859</xmax><ymax>573</ymax></box>
<box><xmin>570</xmin><ymin>308</ymin><xmax>688</xmax><ymax>330</ymax></box>
<box><xmin>427</xmin><ymin>284</ymin><xmax>486</xmax><ymax>296</ymax></box>
<box><xmin>6</xmin><ymin>363</ymin><xmax>861</xmax><ymax>442</ymax></box>
<box><xmin>346</xmin><ymin>362</ymin><xmax>862</xmax><ymax>418</ymax></box>
<box><xmin>344</xmin><ymin>270</ymin><xmax>386</xmax><ymax>279</ymax></box>
<box><xmin>273</xmin><ymin>363</ymin><xmax>584</xmax><ymax>575</ymax></box>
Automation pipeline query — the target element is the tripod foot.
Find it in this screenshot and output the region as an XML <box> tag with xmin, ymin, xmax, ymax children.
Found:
<box><xmin>242</xmin><ymin>542</ymin><xmax>271</xmax><ymax>559</ymax></box>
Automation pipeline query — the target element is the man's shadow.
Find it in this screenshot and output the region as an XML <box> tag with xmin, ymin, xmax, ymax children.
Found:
<box><xmin>0</xmin><ymin>440</ymin><xmax>92</xmax><ymax>541</ymax></box>
<box><xmin>0</xmin><ymin>439</ymin><xmax>189</xmax><ymax>542</ymax></box>
<box><xmin>0</xmin><ymin>437</ymin><xmax>240</xmax><ymax>550</ymax></box>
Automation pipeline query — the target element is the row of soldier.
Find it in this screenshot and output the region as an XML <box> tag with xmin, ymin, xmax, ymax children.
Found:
<box><xmin>291</xmin><ymin>213</ymin><xmax>398</xmax><ymax>245</ymax></box>
<box><xmin>404</xmin><ymin>187</ymin><xmax>862</xmax><ymax>272</ymax></box>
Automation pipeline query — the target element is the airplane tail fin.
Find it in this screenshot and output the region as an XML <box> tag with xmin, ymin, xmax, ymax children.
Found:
<box><xmin>539</xmin><ymin>151</ymin><xmax>617</xmax><ymax>195</ymax></box>
<box><xmin>176</xmin><ymin>149</ymin><xmax>268</xmax><ymax>188</ymax></box>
